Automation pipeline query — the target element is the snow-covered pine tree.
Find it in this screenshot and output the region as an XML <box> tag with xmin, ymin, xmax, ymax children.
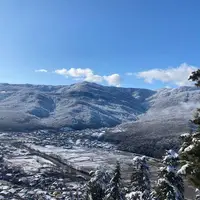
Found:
<box><xmin>196</xmin><ymin>189</ymin><xmax>200</xmax><ymax>200</ymax></box>
<box><xmin>126</xmin><ymin>191</ymin><xmax>143</xmax><ymax>200</ymax></box>
<box><xmin>127</xmin><ymin>156</ymin><xmax>151</xmax><ymax>200</ymax></box>
<box><xmin>105</xmin><ymin>161</ymin><xmax>125</xmax><ymax>200</ymax></box>
<box><xmin>152</xmin><ymin>150</ymin><xmax>184</xmax><ymax>200</ymax></box>
<box><xmin>178</xmin><ymin>132</ymin><xmax>200</xmax><ymax>189</ymax></box>
<box><xmin>177</xmin><ymin>69</ymin><xmax>200</xmax><ymax>196</ymax></box>
<box><xmin>84</xmin><ymin>169</ymin><xmax>111</xmax><ymax>200</ymax></box>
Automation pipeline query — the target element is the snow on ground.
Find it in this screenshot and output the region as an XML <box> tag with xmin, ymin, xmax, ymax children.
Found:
<box><xmin>11</xmin><ymin>148</ymin><xmax>29</xmax><ymax>156</ymax></box>
<box><xmin>180</xmin><ymin>133</ymin><xmax>190</xmax><ymax>137</ymax></box>
<box><xmin>0</xmin><ymin>133</ymin><xmax>8</xmax><ymax>138</ymax></box>
<box><xmin>110</xmin><ymin>127</ymin><xmax>125</xmax><ymax>133</ymax></box>
<box><xmin>28</xmin><ymin>144</ymin><xmax>161</xmax><ymax>180</ymax></box>
<box><xmin>91</xmin><ymin>131</ymin><xmax>105</xmax><ymax>138</ymax></box>
<box><xmin>177</xmin><ymin>164</ymin><xmax>189</xmax><ymax>175</ymax></box>
<box><xmin>184</xmin><ymin>144</ymin><xmax>195</xmax><ymax>152</ymax></box>
<box><xmin>5</xmin><ymin>155</ymin><xmax>55</xmax><ymax>173</ymax></box>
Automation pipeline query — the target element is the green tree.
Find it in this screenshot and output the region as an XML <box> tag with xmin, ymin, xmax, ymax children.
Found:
<box><xmin>189</xmin><ymin>69</ymin><xmax>200</xmax><ymax>126</ymax></box>
<box><xmin>178</xmin><ymin>69</ymin><xmax>200</xmax><ymax>192</ymax></box>
<box><xmin>152</xmin><ymin>150</ymin><xmax>184</xmax><ymax>200</ymax></box>
<box><xmin>129</xmin><ymin>156</ymin><xmax>151</xmax><ymax>200</ymax></box>
<box><xmin>85</xmin><ymin>169</ymin><xmax>111</xmax><ymax>200</ymax></box>
<box><xmin>189</xmin><ymin>69</ymin><xmax>200</xmax><ymax>87</ymax></box>
<box><xmin>105</xmin><ymin>162</ymin><xmax>125</xmax><ymax>200</ymax></box>
<box><xmin>179</xmin><ymin>133</ymin><xmax>200</xmax><ymax>188</ymax></box>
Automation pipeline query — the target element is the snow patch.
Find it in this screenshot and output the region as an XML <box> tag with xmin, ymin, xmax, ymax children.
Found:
<box><xmin>184</xmin><ymin>144</ymin><xmax>195</xmax><ymax>152</ymax></box>
<box><xmin>177</xmin><ymin>164</ymin><xmax>189</xmax><ymax>175</ymax></box>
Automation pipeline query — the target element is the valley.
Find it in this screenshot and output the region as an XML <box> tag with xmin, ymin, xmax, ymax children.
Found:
<box><xmin>0</xmin><ymin>82</ymin><xmax>199</xmax><ymax>158</ymax></box>
<box><xmin>0</xmin><ymin>131</ymin><xmax>195</xmax><ymax>199</ymax></box>
<box><xmin>0</xmin><ymin>82</ymin><xmax>199</xmax><ymax>199</ymax></box>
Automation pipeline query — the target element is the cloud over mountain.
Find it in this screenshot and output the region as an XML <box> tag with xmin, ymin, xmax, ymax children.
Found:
<box><xmin>55</xmin><ymin>67</ymin><xmax>121</xmax><ymax>86</ymax></box>
<box><xmin>136</xmin><ymin>63</ymin><xmax>197</xmax><ymax>86</ymax></box>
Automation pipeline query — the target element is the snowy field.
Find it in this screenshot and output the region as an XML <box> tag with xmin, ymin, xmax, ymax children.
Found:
<box><xmin>5</xmin><ymin>155</ymin><xmax>55</xmax><ymax>174</ymax></box>
<box><xmin>27</xmin><ymin>143</ymin><xmax>197</xmax><ymax>198</ymax></box>
<box><xmin>28</xmin><ymin>144</ymin><xmax>161</xmax><ymax>181</ymax></box>
<box><xmin>1</xmin><ymin>141</ymin><xmax>55</xmax><ymax>174</ymax></box>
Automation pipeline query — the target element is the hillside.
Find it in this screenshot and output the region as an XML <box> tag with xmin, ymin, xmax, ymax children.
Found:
<box><xmin>0</xmin><ymin>82</ymin><xmax>155</xmax><ymax>131</ymax></box>
<box><xmin>0</xmin><ymin>82</ymin><xmax>200</xmax><ymax>157</ymax></box>
<box><xmin>102</xmin><ymin>86</ymin><xmax>200</xmax><ymax>157</ymax></box>
<box><xmin>0</xmin><ymin>82</ymin><xmax>199</xmax><ymax>134</ymax></box>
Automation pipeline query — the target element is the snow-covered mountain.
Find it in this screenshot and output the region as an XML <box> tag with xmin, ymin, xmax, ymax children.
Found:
<box><xmin>103</xmin><ymin>86</ymin><xmax>200</xmax><ymax>157</ymax></box>
<box><xmin>0</xmin><ymin>82</ymin><xmax>154</xmax><ymax>131</ymax></box>
<box><xmin>0</xmin><ymin>82</ymin><xmax>199</xmax><ymax>134</ymax></box>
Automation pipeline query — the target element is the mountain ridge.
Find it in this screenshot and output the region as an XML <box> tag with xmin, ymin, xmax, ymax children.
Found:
<box><xmin>0</xmin><ymin>82</ymin><xmax>199</xmax><ymax>134</ymax></box>
<box><xmin>0</xmin><ymin>81</ymin><xmax>155</xmax><ymax>131</ymax></box>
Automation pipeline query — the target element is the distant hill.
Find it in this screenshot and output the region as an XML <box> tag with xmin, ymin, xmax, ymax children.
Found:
<box><xmin>0</xmin><ymin>82</ymin><xmax>155</xmax><ymax>131</ymax></box>
<box><xmin>0</xmin><ymin>82</ymin><xmax>199</xmax><ymax>133</ymax></box>
<box><xmin>102</xmin><ymin>86</ymin><xmax>200</xmax><ymax>157</ymax></box>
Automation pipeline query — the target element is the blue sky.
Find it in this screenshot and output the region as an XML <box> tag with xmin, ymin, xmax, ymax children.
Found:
<box><xmin>0</xmin><ymin>0</ymin><xmax>199</xmax><ymax>89</ymax></box>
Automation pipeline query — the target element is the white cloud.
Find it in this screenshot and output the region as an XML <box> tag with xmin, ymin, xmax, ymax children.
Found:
<box><xmin>136</xmin><ymin>63</ymin><xmax>197</xmax><ymax>86</ymax></box>
<box><xmin>85</xmin><ymin>74</ymin><xmax>104</xmax><ymax>83</ymax></box>
<box><xmin>54</xmin><ymin>68</ymin><xmax>68</xmax><ymax>76</ymax></box>
<box><xmin>54</xmin><ymin>67</ymin><xmax>121</xmax><ymax>86</ymax></box>
<box><xmin>35</xmin><ymin>69</ymin><xmax>48</xmax><ymax>73</ymax></box>
<box><xmin>67</xmin><ymin>68</ymin><xmax>93</xmax><ymax>77</ymax></box>
<box><xmin>55</xmin><ymin>68</ymin><xmax>93</xmax><ymax>78</ymax></box>
<box><xmin>104</xmin><ymin>74</ymin><xmax>121</xmax><ymax>87</ymax></box>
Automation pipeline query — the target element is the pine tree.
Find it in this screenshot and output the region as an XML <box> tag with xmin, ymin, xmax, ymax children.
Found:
<box><xmin>178</xmin><ymin>69</ymin><xmax>200</xmax><ymax>192</ymax></box>
<box><xmin>152</xmin><ymin>150</ymin><xmax>184</xmax><ymax>200</ymax></box>
<box><xmin>127</xmin><ymin>156</ymin><xmax>151</xmax><ymax>200</ymax></box>
<box><xmin>188</xmin><ymin>69</ymin><xmax>200</xmax><ymax>128</ymax></box>
<box><xmin>179</xmin><ymin>132</ymin><xmax>200</xmax><ymax>189</ymax></box>
<box><xmin>86</xmin><ymin>180</ymin><xmax>105</xmax><ymax>200</ymax></box>
<box><xmin>189</xmin><ymin>69</ymin><xmax>200</xmax><ymax>87</ymax></box>
<box><xmin>85</xmin><ymin>169</ymin><xmax>111</xmax><ymax>200</ymax></box>
<box><xmin>196</xmin><ymin>189</ymin><xmax>200</xmax><ymax>200</ymax></box>
<box><xmin>105</xmin><ymin>162</ymin><xmax>125</xmax><ymax>200</ymax></box>
<box><xmin>126</xmin><ymin>191</ymin><xmax>143</xmax><ymax>200</ymax></box>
